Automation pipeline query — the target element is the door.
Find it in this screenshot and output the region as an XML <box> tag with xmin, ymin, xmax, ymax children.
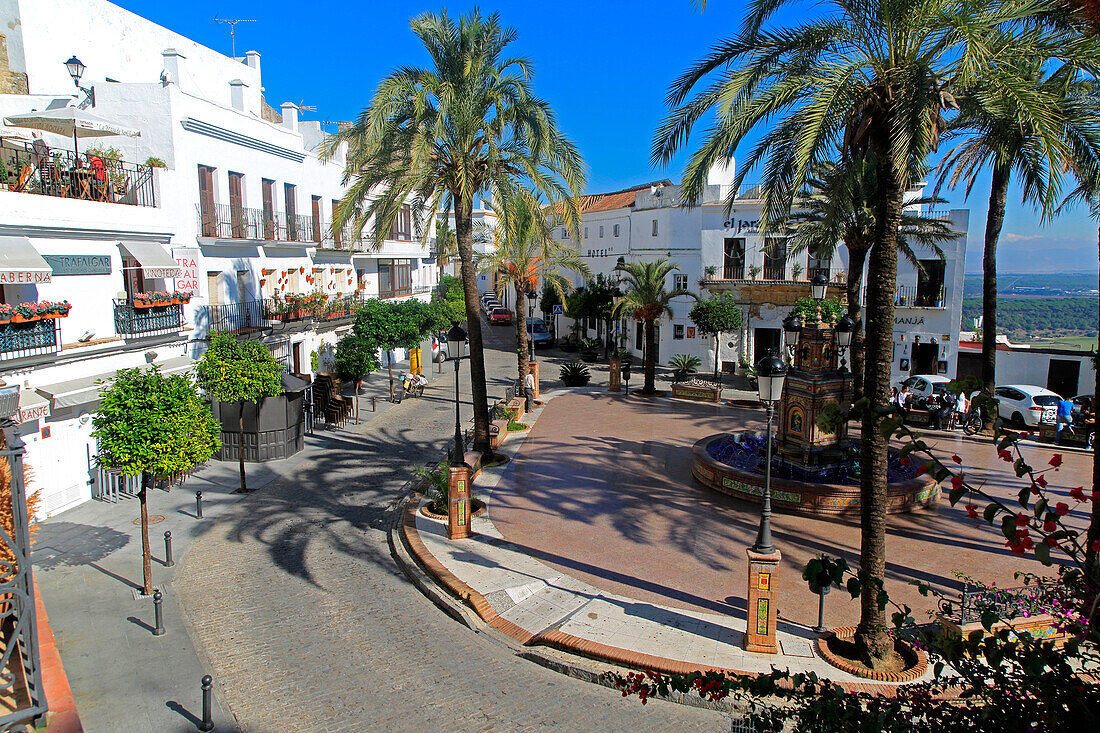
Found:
<box><xmin>207</xmin><ymin>272</ymin><xmax>221</xmax><ymax>306</ymax></box>
<box><xmin>293</xmin><ymin>342</ymin><xmax>303</xmax><ymax>375</ymax></box>
<box><xmin>198</xmin><ymin>165</ymin><xmax>216</xmax><ymax>236</ymax></box>
<box><xmin>311</xmin><ymin>196</ymin><xmax>322</xmax><ymax>243</ymax></box>
<box><xmin>723</xmin><ymin>238</ymin><xmax>745</xmax><ymax>279</ymax></box>
<box><xmin>753</xmin><ymin>328</ymin><xmax>781</xmax><ymax>363</ymax></box>
<box><xmin>912</xmin><ymin>343</ymin><xmax>939</xmax><ymax>375</ymax></box>
<box><xmin>284</xmin><ymin>183</ymin><xmax>298</xmax><ymax>239</ymax></box>
<box><xmin>1047</xmin><ymin>359</ymin><xmax>1081</xmax><ymax>398</ymax></box>
<box><xmin>262</xmin><ymin>179</ymin><xmax>276</xmax><ymax>239</ymax></box>
<box><xmin>228</xmin><ymin>172</ymin><xmax>245</xmax><ymax>238</ymax></box>
<box><xmin>635</xmin><ymin>322</ymin><xmax>643</xmax><ymax>350</ymax></box>
<box><xmin>122</xmin><ymin>257</ymin><xmax>145</xmax><ymax>301</ymax></box>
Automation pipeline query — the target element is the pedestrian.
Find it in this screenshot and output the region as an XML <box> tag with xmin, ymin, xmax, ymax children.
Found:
<box><xmin>953</xmin><ymin>391</ymin><xmax>969</xmax><ymax>430</ymax></box>
<box><xmin>524</xmin><ymin>369</ymin><xmax>535</xmax><ymax>413</ymax></box>
<box><xmin>1055</xmin><ymin>396</ymin><xmax>1075</xmax><ymax>444</ymax></box>
<box><xmin>930</xmin><ymin>391</ymin><xmax>953</xmax><ymax>430</ymax></box>
<box><xmin>896</xmin><ymin>385</ymin><xmax>912</xmax><ymax>420</ymax></box>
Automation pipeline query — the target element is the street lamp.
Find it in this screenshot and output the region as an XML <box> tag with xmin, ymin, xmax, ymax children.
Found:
<box><xmin>64</xmin><ymin>55</ymin><xmax>95</xmax><ymax>107</ymax></box>
<box><xmin>811</xmin><ymin>273</ymin><xmax>829</xmax><ymax>301</ymax></box>
<box><xmin>447</xmin><ymin>321</ymin><xmax>467</xmax><ymax>465</ymax></box>
<box><xmin>782</xmin><ymin>313</ymin><xmax>802</xmax><ymax>359</ymax></box>
<box><xmin>834</xmin><ymin>313</ymin><xmax>855</xmax><ymax>371</ymax></box>
<box><xmin>526</xmin><ymin>283</ymin><xmax>538</xmax><ymax>361</ymax></box>
<box><xmin>753</xmin><ymin>351</ymin><xmax>787</xmax><ymax>554</ymax></box>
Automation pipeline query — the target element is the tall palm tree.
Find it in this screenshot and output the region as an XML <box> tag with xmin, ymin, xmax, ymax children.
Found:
<box><xmin>323</xmin><ymin>9</ymin><xmax>585</xmax><ymax>454</ymax></box>
<box><xmin>787</xmin><ymin>157</ymin><xmax>956</xmax><ymax>398</ymax></box>
<box><xmin>477</xmin><ymin>194</ymin><xmax>590</xmax><ymax>384</ymax></box>
<box><xmin>612</xmin><ymin>260</ymin><xmax>694</xmax><ymax>394</ymax></box>
<box><xmin>936</xmin><ymin>63</ymin><xmax>1100</xmax><ymax>399</ymax></box>
<box><xmin>656</xmin><ymin>0</ymin><xmax>1091</xmax><ymax>666</ymax></box>
<box><xmin>433</xmin><ymin>218</ymin><xmax>458</xmax><ymax>287</ymax></box>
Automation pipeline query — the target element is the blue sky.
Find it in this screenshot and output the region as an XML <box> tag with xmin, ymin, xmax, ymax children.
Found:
<box><xmin>113</xmin><ymin>0</ymin><xmax>1099</xmax><ymax>274</ymax></box>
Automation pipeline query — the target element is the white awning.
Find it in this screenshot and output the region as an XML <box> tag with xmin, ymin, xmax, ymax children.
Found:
<box><xmin>17</xmin><ymin>390</ymin><xmax>50</xmax><ymax>423</ymax></box>
<box><xmin>36</xmin><ymin>356</ymin><xmax>195</xmax><ymax>410</ymax></box>
<box><xmin>147</xmin><ymin>356</ymin><xmax>194</xmax><ymax>375</ymax></box>
<box><xmin>0</xmin><ymin>236</ymin><xmax>52</xmax><ymax>285</ymax></box>
<box><xmin>119</xmin><ymin>241</ymin><xmax>180</xmax><ymax>279</ymax></box>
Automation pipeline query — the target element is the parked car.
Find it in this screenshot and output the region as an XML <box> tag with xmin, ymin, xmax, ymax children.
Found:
<box><xmin>431</xmin><ymin>331</ymin><xmax>470</xmax><ymax>362</ymax></box>
<box><xmin>489</xmin><ymin>307</ymin><xmax>513</xmax><ymax>325</ymax></box>
<box><xmin>894</xmin><ymin>374</ymin><xmax>952</xmax><ymax>408</ymax></box>
<box><xmin>994</xmin><ymin>385</ymin><xmax>1060</xmax><ymax>427</ymax></box>
<box><xmin>527</xmin><ymin>318</ymin><xmax>552</xmax><ymax>348</ymax></box>
<box><xmin>482</xmin><ymin>298</ymin><xmax>501</xmax><ymax>313</ymax></box>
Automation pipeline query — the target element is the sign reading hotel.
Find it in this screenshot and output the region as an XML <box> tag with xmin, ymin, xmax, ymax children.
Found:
<box><xmin>42</xmin><ymin>255</ymin><xmax>111</xmax><ymax>276</ymax></box>
<box><xmin>173</xmin><ymin>248</ymin><xmax>200</xmax><ymax>294</ymax></box>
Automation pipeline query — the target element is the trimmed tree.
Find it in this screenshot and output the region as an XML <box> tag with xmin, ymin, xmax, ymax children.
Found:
<box><xmin>92</xmin><ymin>367</ymin><xmax>219</xmax><ymax>595</ymax></box>
<box><xmin>612</xmin><ymin>260</ymin><xmax>694</xmax><ymax>394</ymax></box>
<box><xmin>195</xmin><ymin>333</ymin><xmax>283</xmax><ymax>494</ymax></box>
<box><xmin>353</xmin><ymin>298</ymin><xmax>437</xmax><ymax>401</ymax></box>
<box><xmin>689</xmin><ymin>293</ymin><xmax>743</xmax><ymax>382</ymax></box>
<box><xmin>335</xmin><ymin>331</ymin><xmax>380</xmax><ymax>424</ymax></box>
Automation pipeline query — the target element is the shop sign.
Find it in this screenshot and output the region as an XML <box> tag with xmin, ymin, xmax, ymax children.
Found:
<box><xmin>0</xmin><ymin>270</ymin><xmax>51</xmax><ymax>284</ymax></box>
<box><xmin>173</xmin><ymin>247</ymin><xmax>201</xmax><ymax>294</ymax></box>
<box><xmin>42</xmin><ymin>254</ymin><xmax>111</xmax><ymax>276</ymax></box>
<box><xmin>894</xmin><ymin>316</ymin><xmax>925</xmax><ymax>326</ymax></box>
<box><xmin>18</xmin><ymin>402</ymin><xmax>50</xmax><ymax>423</ymax></box>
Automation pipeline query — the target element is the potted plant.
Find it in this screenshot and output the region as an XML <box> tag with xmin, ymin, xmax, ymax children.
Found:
<box><xmin>669</xmin><ymin>354</ymin><xmax>701</xmax><ymax>383</ymax></box>
<box><xmin>617</xmin><ymin>347</ymin><xmax>634</xmax><ymax>366</ymax></box>
<box><xmin>749</xmin><ymin>264</ymin><xmax>762</xmax><ymax>281</ymax></box>
<box><xmin>934</xmin><ymin>286</ymin><xmax>945</xmax><ymax>308</ymax></box>
<box><xmin>0</xmin><ymin>304</ymin><xmax>10</xmax><ymax>323</ymax></box>
<box><xmin>791</xmin><ymin>263</ymin><xmax>804</xmax><ymax>281</ymax></box>
<box><xmin>560</xmin><ymin>361</ymin><xmax>591</xmax><ymax>387</ymax></box>
<box><xmin>580</xmin><ymin>338</ymin><xmax>599</xmax><ymax>362</ymax></box>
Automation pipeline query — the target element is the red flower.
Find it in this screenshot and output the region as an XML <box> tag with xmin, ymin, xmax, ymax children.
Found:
<box><xmin>915</xmin><ymin>465</ymin><xmax>928</xmax><ymax>476</ymax></box>
<box><xmin>1043</xmin><ymin>520</ymin><xmax>1056</xmax><ymax>533</ymax></box>
<box><xmin>1048</xmin><ymin>454</ymin><xmax>1063</xmax><ymax>468</ymax></box>
<box><xmin>965</xmin><ymin>504</ymin><xmax>979</xmax><ymax>519</ymax></box>
<box><xmin>951</xmin><ymin>454</ymin><xmax>962</xmax><ymax>464</ymax></box>
<box><xmin>1015</xmin><ymin>513</ymin><xmax>1030</xmax><ymax>527</ymax></box>
<box><xmin>1055</xmin><ymin>502</ymin><xmax>1070</xmax><ymax>517</ymax></box>
<box><xmin>1092</xmin><ymin>540</ymin><xmax>1100</xmax><ymax>553</ymax></box>
<box><xmin>1035</xmin><ymin>475</ymin><xmax>1048</xmax><ymax>489</ymax></box>
<box><xmin>950</xmin><ymin>474</ymin><xmax>965</xmax><ymax>491</ymax></box>
<box><xmin>998</xmin><ymin>449</ymin><xmax>1013</xmax><ymax>462</ymax></box>
<box><xmin>1070</xmin><ymin>486</ymin><xmax>1088</xmax><ymax>503</ymax></box>
<box><xmin>899</xmin><ymin>456</ymin><xmax>911</xmax><ymax>466</ymax></box>
<box><xmin>1006</xmin><ymin>540</ymin><xmax>1027</xmax><ymax>556</ymax></box>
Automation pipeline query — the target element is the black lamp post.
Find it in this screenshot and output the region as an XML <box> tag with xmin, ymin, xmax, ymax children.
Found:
<box><xmin>447</xmin><ymin>321</ymin><xmax>467</xmax><ymax>465</ymax></box>
<box><xmin>835</xmin><ymin>313</ymin><xmax>856</xmax><ymax>371</ymax></box>
<box><xmin>811</xmin><ymin>273</ymin><xmax>829</xmax><ymax>301</ymax></box>
<box><xmin>782</xmin><ymin>313</ymin><xmax>802</xmax><ymax>360</ymax></box>
<box><xmin>526</xmin><ymin>284</ymin><xmax>538</xmax><ymax>361</ymax></box>
<box><xmin>753</xmin><ymin>351</ymin><xmax>787</xmax><ymax>554</ymax></box>
<box><xmin>64</xmin><ymin>55</ymin><xmax>95</xmax><ymax>107</ymax></box>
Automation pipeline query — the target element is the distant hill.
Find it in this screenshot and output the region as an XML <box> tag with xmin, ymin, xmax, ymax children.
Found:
<box><xmin>961</xmin><ymin>296</ymin><xmax>1098</xmax><ymax>336</ymax></box>
<box><xmin>963</xmin><ymin>273</ymin><xmax>1099</xmax><ymax>298</ymax></box>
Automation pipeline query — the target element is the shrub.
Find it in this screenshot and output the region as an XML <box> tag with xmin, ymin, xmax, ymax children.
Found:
<box><xmin>144</xmin><ymin>157</ymin><xmax>167</xmax><ymax>169</ymax></box>
<box><xmin>414</xmin><ymin>461</ymin><xmax>451</xmax><ymax>513</ymax></box>
<box><xmin>560</xmin><ymin>361</ymin><xmax>591</xmax><ymax>387</ymax></box>
<box><xmin>669</xmin><ymin>353</ymin><xmax>701</xmax><ymax>375</ymax></box>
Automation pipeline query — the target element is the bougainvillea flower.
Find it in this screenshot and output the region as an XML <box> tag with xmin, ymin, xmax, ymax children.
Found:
<box><xmin>1055</xmin><ymin>502</ymin><xmax>1070</xmax><ymax>516</ymax></box>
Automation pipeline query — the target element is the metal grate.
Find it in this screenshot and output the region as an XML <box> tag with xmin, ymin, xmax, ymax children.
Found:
<box><xmin>113</xmin><ymin>301</ymin><xmax>184</xmax><ymax>337</ymax></box>
<box><xmin>0</xmin><ymin>319</ymin><xmax>61</xmax><ymax>361</ymax></box>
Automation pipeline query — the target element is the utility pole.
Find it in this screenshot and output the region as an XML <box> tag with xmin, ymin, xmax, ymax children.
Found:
<box><xmin>213</xmin><ymin>17</ymin><xmax>257</xmax><ymax>59</ymax></box>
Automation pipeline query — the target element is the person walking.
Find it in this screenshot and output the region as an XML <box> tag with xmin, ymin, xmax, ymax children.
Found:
<box><xmin>896</xmin><ymin>385</ymin><xmax>912</xmax><ymax>421</ymax></box>
<box><xmin>1055</xmin><ymin>396</ymin><xmax>1075</xmax><ymax>444</ymax></box>
<box><xmin>952</xmin><ymin>390</ymin><xmax>969</xmax><ymax>430</ymax></box>
<box><xmin>524</xmin><ymin>370</ymin><xmax>536</xmax><ymax>413</ymax></box>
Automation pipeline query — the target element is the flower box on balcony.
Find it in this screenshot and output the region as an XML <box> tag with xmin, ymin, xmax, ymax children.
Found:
<box><xmin>0</xmin><ymin>301</ymin><xmax>72</xmax><ymax>324</ymax></box>
<box><xmin>132</xmin><ymin>292</ymin><xmax>194</xmax><ymax>308</ymax></box>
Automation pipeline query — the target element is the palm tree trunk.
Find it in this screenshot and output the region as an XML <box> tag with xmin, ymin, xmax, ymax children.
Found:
<box><xmin>714</xmin><ymin>332</ymin><xmax>721</xmax><ymax>382</ymax></box>
<box><xmin>139</xmin><ymin>472</ymin><xmax>153</xmax><ymax>596</ymax></box>
<box><xmin>238</xmin><ymin>403</ymin><xmax>248</xmax><ymax>493</ymax></box>
<box><xmin>642</xmin><ymin>318</ymin><xmax>657</xmax><ymax>393</ymax></box>
<box><xmin>855</xmin><ymin>143</ymin><xmax>904</xmax><ymax>667</ymax></box>
<box><xmin>515</xmin><ymin>285</ymin><xmax>530</xmax><ymax>384</ymax></box>
<box><xmin>453</xmin><ymin>195</ymin><xmax>493</xmax><ymax>454</ymax></box>
<box><xmin>846</xmin><ymin>245</ymin><xmax>869</xmax><ymax>400</ymax></box>
<box><xmin>982</xmin><ymin>163</ymin><xmax>1011</xmax><ymax>398</ymax></box>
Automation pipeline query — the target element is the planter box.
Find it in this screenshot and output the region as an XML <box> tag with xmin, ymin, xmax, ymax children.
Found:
<box><xmin>7</xmin><ymin>312</ymin><xmax>69</xmax><ymax>324</ymax></box>
<box><xmin>671</xmin><ymin>383</ymin><xmax>722</xmax><ymax>403</ymax></box>
<box><xmin>936</xmin><ymin>613</ymin><xmax>1066</xmax><ymax>647</ymax></box>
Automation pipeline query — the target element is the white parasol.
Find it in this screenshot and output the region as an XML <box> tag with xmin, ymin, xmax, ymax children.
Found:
<box><xmin>3</xmin><ymin>107</ymin><xmax>140</xmax><ymax>157</ymax></box>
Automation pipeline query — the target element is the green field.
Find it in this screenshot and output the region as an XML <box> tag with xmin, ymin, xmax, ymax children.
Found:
<box><xmin>1019</xmin><ymin>335</ymin><xmax>1098</xmax><ymax>351</ymax></box>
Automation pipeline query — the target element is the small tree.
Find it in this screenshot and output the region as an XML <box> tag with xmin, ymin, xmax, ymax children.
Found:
<box><xmin>435</xmin><ymin>274</ymin><xmax>467</xmax><ymax>323</ymax></box>
<box><xmin>689</xmin><ymin>293</ymin><xmax>743</xmax><ymax>382</ymax></box>
<box><xmin>93</xmin><ymin>368</ymin><xmax>219</xmax><ymax>594</ymax></box>
<box><xmin>335</xmin><ymin>332</ymin><xmax>380</xmax><ymax>423</ymax></box>
<box><xmin>196</xmin><ymin>333</ymin><xmax>283</xmax><ymax>494</ymax></box>
<box><xmin>353</xmin><ymin>299</ymin><xmax>437</xmax><ymax>401</ymax></box>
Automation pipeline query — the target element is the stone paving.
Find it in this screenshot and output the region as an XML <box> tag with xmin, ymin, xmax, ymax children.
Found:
<box><xmin>34</xmin><ymin>328</ymin><xmax>725</xmax><ymax>731</ymax></box>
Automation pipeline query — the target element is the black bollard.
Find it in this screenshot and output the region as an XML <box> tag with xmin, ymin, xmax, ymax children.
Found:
<box><xmin>164</xmin><ymin>530</ymin><xmax>174</xmax><ymax>567</ymax></box>
<box><xmin>195</xmin><ymin>491</ymin><xmax>203</xmax><ymax>519</ymax></box>
<box><xmin>813</xmin><ymin>583</ymin><xmax>830</xmax><ymax>634</ymax></box>
<box><xmin>199</xmin><ymin>675</ymin><xmax>214</xmax><ymax>731</ymax></box>
<box><xmin>152</xmin><ymin>589</ymin><xmax>165</xmax><ymax>636</ymax></box>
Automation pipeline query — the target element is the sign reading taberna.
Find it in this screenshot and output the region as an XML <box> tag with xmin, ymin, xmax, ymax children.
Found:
<box><xmin>42</xmin><ymin>254</ymin><xmax>111</xmax><ymax>276</ymax></box>
<box><xmin>0</xmin><ymin>236</ymin><xmax>53</xmax><ymax>284</ymax></box>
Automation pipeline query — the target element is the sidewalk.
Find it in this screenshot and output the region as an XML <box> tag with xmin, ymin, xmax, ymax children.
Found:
<box><xmin>399</xmin><ymin>387</ymin><xmax>933</xmax><ymax>696</ymax></box>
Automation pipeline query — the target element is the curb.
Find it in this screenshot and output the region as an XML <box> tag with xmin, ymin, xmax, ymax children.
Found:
<box><xmin>35</xmin><ymin>579</ymin><xmax>83</xmax><ymax>733</ymax></box>
<box><xmin>815</xmin><ymin>627</ymin><xmax>929</xmax><ymax>682</ymax></box>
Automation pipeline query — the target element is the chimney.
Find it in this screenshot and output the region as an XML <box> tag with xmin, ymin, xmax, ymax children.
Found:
<box><xmin>244</xmin><ymin>50</ymin><xmax>261</xmax><ymax>72</ymax></box>
<box><xmin>280</xmin><ymin>102</ymin><xmax>298</xmax><ymax>132</ymax></box>
<box><xmin>229</xmin><ymin>79</ymin><xmax>247</xmax><ymax>111</ymax></box>
<box><xmin>161</xmin><ymin>48</ymin><xmax>185</xmax><ymax>85</ymax></box>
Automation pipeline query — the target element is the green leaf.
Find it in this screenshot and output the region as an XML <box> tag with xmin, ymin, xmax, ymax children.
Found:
<box><xmin>1001</xmin><ymin>515</ymin><xmax>1016</xmax><ymax>541</ymax></box>
<box><xmin>949</xmin><ymin>486</ymin><xmax>966</xmax><ymax>505</ymax></box>
<box><xmin>980</xmin><ymin>610</ymin><xmax>998</xmax><ymax>631</ymax></box>
<box><xmin>846</xmin><ymin>577</ymin><xmax>861</xmax><ymax>599</ymax></box>
<box><xmin>1034</xmin><ymin>541</ymin><xmax>1051</xmax><ymax>566</ymax></box>
<box><xmin>983</xmin><ymin>504</ymin><xmax>999</xmax><ymax>524</ymax></box>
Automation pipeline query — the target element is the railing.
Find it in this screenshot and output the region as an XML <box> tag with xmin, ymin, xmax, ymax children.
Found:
<box><xmin>196</xmin><ymin>203</ymin><xmax>321</xmax><ymax>244</ymax></box>
<box><xmin>0</xmin><ymin>138</ymin><xmax>155</xmax><ymax>207</ymax></box>
<box><xmin>763</xmin><ymin>265</ymin><xmax>787</xmax><ymax>281</ymax></box>
<box><xmin>894</xmin><ymin>284</ymin><xmax>945</xmax><ymax>308</ymax></box>
<box><xmin>113</xmin><ymin>300</ymin><xmax>183</xmax><ymax>337</ymax></box>
<box><xmin>953</xmin><ymin>584</ymin><xmax>1040</xmax><ymax>624</ymax></box>
<box><xmin>723</xmin><ymin>262</ymin><xmax>745</xmax><ymax>280</ymax></box>
<box><xmin>196</xmin><ymin>299</ymin><xmax>271</xmax><ymax>336</ymax></box>
<box><xmin>808</xmin><ymin>267</ymin><xmax>831</xmax><ymax>282</ymax></box>
<box><xmin>0</xmin><ymin>318</ymin><xmax>61</xmax><ymax>360</ymax></box>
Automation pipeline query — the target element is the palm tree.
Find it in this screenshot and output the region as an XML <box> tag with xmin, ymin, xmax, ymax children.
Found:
<box><xmin>433</xmin><ymin>218</ymin><xmax>458</xmax><ymax>287</ymax></box>
<box><xmin>323</xmin><ymin>9</ymin><xmax>585</xmax><ymax>454</ymax></box>
<box><xmin>936</xmin><ymin>63</ymin><xmax>1100</xmax><ymax>399</ymax></box>
<box><xmin>655</xmin><ymin>0</ymin><xmax>1089</xmax><ymax>666</ymax></box>
<box><xmin>477</xmin><ymin>194</ymin><xmax>589</xmax><ymax>384</ymax></box>
<box><xmin>612</xmin><ymin>260</ymin><xmax>693</xmax><ymax>394</ymax></box>
<box><xmin>787</xmin><ymin>157</ymin><xmax>956</xmax><ymax>398</ymax></box>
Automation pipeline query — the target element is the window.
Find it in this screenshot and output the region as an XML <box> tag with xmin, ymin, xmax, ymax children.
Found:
<box><xmin>561</xmin><ymin>228</ymin><xmax>569</xmax><ymax>239</ymax></box>
<box><xmin>763</xmin><ymin>237</ymin><xmax>787</xmax><ymax>280</ymax></box>
<box><xmin>673</xmin><ymin>274</ymin><xmax>688</xmax><ymax>291</ymax></box>
<box><xmin>584</xmin><ymin>227</ymin><xmax>589</xmax><ymax>239</ymax></box>
<box><xmin>228</xmin><ymin>171</ymin><xmax>245</xmax><ymax>238</ymax></box>
<box><xmin>378</xmin><ymin>258</ymin><xmax>412</xmax><ymax>298</ymax></box>
<box><xmin>673</xmin><ymin>324</ymin><xmax>685</xmax><ymax>340</ymax></box>
<box><xmin>284</xmin><ymin>183</ymin><xmax>298</xmax><ymax>239</ymax></box>
<box><xmin>652</xmin><ymin>219</ymin><xmax>659</xmax><ymax>236</ymax></box>
<box><xmin>389</xmin><ymin>205</ymin><xmax>412</xmax><ymax>241</ymax></box>
<box><xmin>197</xmin><ymin>165</ymin><xmax>216</xmax><ymax>237</ymax></box>
<box><xmin>915</xmin><ymin>259</ymin><xmax>946</xmax><ymax>307</ymax></box>
<box><xmin>599</xmin><ymin>225</ymin><xmax>604</xmax><ymax>238</ymax></box>
<box><xmin>807</xmin><ymin>250</ymin><xmax>831</xmax><ymax>281</ymax></box>
<box><xmin>613</xmin><ymin>224</ymin><xmax>620</xmax><ymax>237</ymax></box>
<box><xmin>122</xmin><ymin>257</ymin><xmax>146</xmax><ymax>300</ymax></box>
<box><xmin>262</xmin><ymin>179</ymin><xmax>276</xmax><ymax>239</ymax></box>
<box><xmin>723</xmin><ymin>238</ymin><xmax>745</xmax><ymax>279</ymax></box>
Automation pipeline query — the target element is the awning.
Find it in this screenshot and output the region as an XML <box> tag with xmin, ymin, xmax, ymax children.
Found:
<box><xmin>17</xmin><ymin>390</ymin><xmax>50</xmax><ymax>423</ymax></box>
<box><xmin>119</xmin><ymin>241</ymin><xmax>180</xmax><ymax>278</ymax></box>
<box><xmin>146</xmin><ymin>356</ymin><xmax>194</xmax><ymax>375</ymax></box>
<box><xmin>0</xmin><ymin>236</ymin><xmax>52</xmax><ymax>285</ymax></box>
<box><xmin>36</xmin><ymin>373</ymin><xmax>113</xmax><ymax>410</ymax></box>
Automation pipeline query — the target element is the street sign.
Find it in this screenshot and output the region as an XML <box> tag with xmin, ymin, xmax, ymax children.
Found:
<box><xmin>552</xmin><ymin>304</ymin><xmax>564</xmax><ymax>315</ymax></box>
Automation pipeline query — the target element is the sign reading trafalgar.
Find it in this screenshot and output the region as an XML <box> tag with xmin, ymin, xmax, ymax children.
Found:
<box><xmin>173</xmin><ymin>247</ymin><xmax>200</xmax><ymax>295</ymax></box>
<box><xmin>42</xmin><ymin>254</ymin><xmax>111</xmax><ymax>276</ymax></box>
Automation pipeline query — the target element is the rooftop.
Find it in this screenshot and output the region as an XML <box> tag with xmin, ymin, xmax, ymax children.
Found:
<box><xmin>576</xmin><ymin>180</ymin><xmax>672</xmax><ymax>213</ymax></box>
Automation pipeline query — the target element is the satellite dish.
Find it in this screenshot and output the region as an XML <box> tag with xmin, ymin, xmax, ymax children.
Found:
<box><xmin>78</xmin><ymin>329</ymin><xmax>95</xmax><ymax>343</ymax></box>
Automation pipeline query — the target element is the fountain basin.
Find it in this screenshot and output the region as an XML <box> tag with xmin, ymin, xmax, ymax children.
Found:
<box><xmin>692</xmin><ymin>432</ymin><xmax>940</xmax><ymax>517</ymax></box>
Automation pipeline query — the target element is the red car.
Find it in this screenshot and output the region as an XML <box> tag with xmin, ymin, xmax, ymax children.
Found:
<box><xmin>489</xmin><ymin>307</ymin><xmax>513</xmax><ymax>325</ymax></box>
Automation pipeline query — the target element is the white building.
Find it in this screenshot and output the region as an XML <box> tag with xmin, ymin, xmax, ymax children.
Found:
<box><xmin>0</xmin><ymin>0</ymin><xmax>435</xmax><ymax>518</ymax></box>
<box><xmin>560</xmin><ymin>162</ymin><xmax>969</xmax><ymax>383</ymax></box>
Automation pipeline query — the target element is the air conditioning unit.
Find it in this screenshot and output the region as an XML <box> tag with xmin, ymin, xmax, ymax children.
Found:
<box><xmin>0</xmin><ymin>388</ymin><xmax>19</xmax><ymax>420</ymax></box>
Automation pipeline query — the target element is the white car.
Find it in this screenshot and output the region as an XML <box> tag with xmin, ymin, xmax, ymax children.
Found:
<box><xmin>994</xmin><ymin>385</ymin><xmax>1060</xmax><ymax>427</ymax></box>
<box><xmin>895</xmin><ymin>374</ymin><xmax>952</xmax><ymax>408</ymax></box>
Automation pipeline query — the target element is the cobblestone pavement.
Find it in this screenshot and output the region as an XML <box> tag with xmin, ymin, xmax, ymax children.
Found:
<box><xmin>174</xmin><ymin>327</ymin><xmax>724</xmax><ymax>732</ymax></box>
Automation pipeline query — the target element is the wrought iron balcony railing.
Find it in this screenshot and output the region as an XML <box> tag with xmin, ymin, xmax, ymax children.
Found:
<box><xmin>197</xmin><ymin>203</ymin><xmax>322</xmax><ymax>244</ymax></box>
<box><xmin>1</xmin><ymin>138</ymin><xmax>156</xmax><ymax>206</ymax></box>
<box><xmin>894</xmin><ymin>284</ymin><xmax>946</xmax><ymax>308</ymax></box>
<box><xmin>113</xmin><ymin>300</ymin><xmax>183</xmax><ymax>337</ymax></box>
<box><xmin>763</xmin><ymin>265</ymin><xmax>787</xmax><ymax>281</ymax></box>
<box><xmin>0</xmin><ymin>318</ymin><xmax>61</xmax><ymax>360</ymax></box>
<box><xmin>194</xmin><ymin>299</ymin><xmax>272</xmax><ymax>336</ymax></box>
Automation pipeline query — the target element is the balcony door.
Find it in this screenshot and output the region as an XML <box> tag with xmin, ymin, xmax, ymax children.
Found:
<box><xmin>723</xmin><ymin>238</ymin><xmax>744</xmax><ymax>279</ymax></box>
<box><xmin>228</xmin><ymin>172</ymin><xmax>245</xmax><ymax>238</ymax></box>
<box><xmin>207</xmin><ymin>271</ymin><xmax>221</xmax><ymax>306</ymax></box>
<box><xmin>198</xmin><ymin>165</ymin><xmax>216</xmax><ymax>237</ymax></box>
<box><xmin>284</xmin><ymin>184</ymin><xmax>298</xmax><ymax>240</ymax></box>
<box><xmin>262</xmin><ymin>179</ymin><xmax>276</xmax><ymax>240</ymax></box>
<box><xmin>122</xmin><ymin>257</ymin><xmax>145</xmax><ymax>301</ymax></box>
<box><xmin>311</xmin><ymin>195</ymin><xmax>322</xmax><ymax>243</ymax></box>
<box><xmin>763</xmin><ymin>237</ymin><xmax>787</xmax><ymax>280</ymax></box>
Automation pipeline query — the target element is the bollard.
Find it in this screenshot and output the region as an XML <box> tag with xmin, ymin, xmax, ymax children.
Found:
<box><xmin>152</xmin><ymin>589</ymin><xmax>165</xmax><ymax>636</ymax></box>
<box><xmin>195</xmin><ymin>491</ymin><xmax>203</xmax><ymax>519</ymax></box>
<box><xmin>164</xmin><ymin>530</ymin><xmax>174</xmax><ymax>567</ymax></box>
<box><xmin>198</xmin><ymin>675</ymin><xmax>214</xmax><ymax>731</ymax></box>
<box><xmin>373</xmin><ymin>395</ymin><xmax>377</xmax><ymax>412</ymax></box>
<box><xmin>813</xmin><ymin>582</ymin><xmax>831</xmax><ymax>633</ymax></box>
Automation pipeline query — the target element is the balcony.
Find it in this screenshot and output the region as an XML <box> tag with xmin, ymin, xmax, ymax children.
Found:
<box><xmin>0</xmin><ymin>138</ymin><xmax>156</xmax><ymax>206</ymax></box>
<box><xmin>894</xmin><ymin>284</ymin><xmax>946</xmax><ymax>309</ymax></box>
<box><xmin>113</xmin><ymin>300</ymin><xmax>183</xmax><ymax>337</ymax></box>
<box><xmin>196</xmin><ymin>294</ymin><xmax>362</xmax><ymax>337</ymax></box>
<box><xmin>197</xmin><ymin>203</ymin><xmax>321</xmax><ymax>245</ymax></box>
<box><xmin>0</xmin><ymin>318</ymin><xmax>61</xmax><ymax>360</ymax></box>
<box><xmin>196</xmin><ymin>299</ymin><xmax>272</xmax><ymax>336</ymax></box>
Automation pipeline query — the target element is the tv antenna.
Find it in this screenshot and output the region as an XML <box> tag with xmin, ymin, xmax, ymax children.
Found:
<box><xmin>213</xmin><ymin>17</ymin><xmax>257</xmax><ymax>58</ymax></box>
